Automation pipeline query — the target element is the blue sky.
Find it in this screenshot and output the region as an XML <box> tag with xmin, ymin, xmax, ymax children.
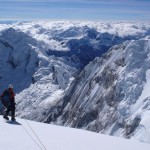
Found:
<box><xmin>0</xmin><ymin>0</ymin><xmax>149</xmax><ymax>20</ymax></box>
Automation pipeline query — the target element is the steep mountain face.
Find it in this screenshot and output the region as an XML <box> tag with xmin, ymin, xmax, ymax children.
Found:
<box><xmin>45</xmin><ymin>38</ymin><xmax>150</xmax><ymax>143</ymax></box>
<box><xmin>0</xmin><ymin>29</ymin><xmax>38</xmax><ymax>92</ymax></box>
<box><xmin>0</xmin><ymin>28</ymin><xmax>77</xmax><ymax>119</ymax></box>
<box><xmin>0</xmin><ymin>21</ymin><xmax>133</xmax><ymax>119</ymax></box>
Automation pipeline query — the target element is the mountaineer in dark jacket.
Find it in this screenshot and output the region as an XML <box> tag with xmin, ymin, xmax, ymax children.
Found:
<box><xmin>0</xmin><ymin>84</ymin><xmax>16</xmax><ymax>121</ymax></box>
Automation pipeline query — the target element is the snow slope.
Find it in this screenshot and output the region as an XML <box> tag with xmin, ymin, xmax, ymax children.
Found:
<box><xmin>0</xmin><ymin>116</ymin><xmax>149</xmax><ymax>150</ymax></box>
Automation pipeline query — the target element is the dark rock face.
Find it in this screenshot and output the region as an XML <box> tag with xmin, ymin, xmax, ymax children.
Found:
<box><xmin>124</xmin><ymin>116</ymin><xmax>141</xmax><ymax>138</ymax></box>
<box><xmin>44</xmin><ymin>43</ymin><xmax>125</xmax><ymax>133</ymax></box>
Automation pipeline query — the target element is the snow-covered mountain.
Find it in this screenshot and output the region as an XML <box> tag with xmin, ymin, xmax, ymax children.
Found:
<box><xmin>0</xmin><ymin>116</ymin><xmax>150</xmax><ymax>150</ymax></box>
<box><xmin>0</xmin><ymin>21</ymin><xmax>150</xmax><ymax>143</ymax></box>
<box><xmin>0</xmin><ymin>21</ymin><xmax>145</xmax><ymax>116</ymax></box>
<box><xmin>45</xmin><ymin>38</ymin><xmax>150</xmax><ymax>143</ymax></box>
<box><xmin>0</xmin><ymin>28</ymin><xmax>77</xmax><ymax>120</ymax></box>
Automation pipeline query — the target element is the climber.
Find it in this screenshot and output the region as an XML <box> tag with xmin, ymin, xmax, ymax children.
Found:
<box><xmin>0</xmin><ymin>84</ymin><xmax>16</xmax><ymax>121</ymax></box>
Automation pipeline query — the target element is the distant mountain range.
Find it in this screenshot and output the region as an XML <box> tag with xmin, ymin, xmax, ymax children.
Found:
<box><xmin>0</xmin><ymin>21</ymin><xmax>150</xmax><ymax>143</ymax></box>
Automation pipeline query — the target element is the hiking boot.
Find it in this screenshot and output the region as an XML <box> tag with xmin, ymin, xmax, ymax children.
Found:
<box><xmin>3</xmin><ymin>115</ymin><xmax>9</xmax><ymax>120</ymax></box>
<box><xmin>11</xmin><ymin>117</ymin><xmax>16</xmax><ymax>121</ymax></box>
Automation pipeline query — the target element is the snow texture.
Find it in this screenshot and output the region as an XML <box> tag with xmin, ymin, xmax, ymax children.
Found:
<box><xmin>0</xmin><ymin>116</ymin><xmax>150</xmax><ymax>150</ymax></box>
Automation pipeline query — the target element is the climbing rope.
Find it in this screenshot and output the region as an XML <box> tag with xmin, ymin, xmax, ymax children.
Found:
<box><xmin>25</xmin><ymin>119</ymin><xmax>47</xmax><ymax>150</ymax></box>
<box><xmin>21</xmin><ymin>124</ymin><xmax>44</xmax><ymax>150</ymax></box>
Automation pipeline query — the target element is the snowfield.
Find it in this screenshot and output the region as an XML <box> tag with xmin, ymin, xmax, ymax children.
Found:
<box><xmin>0</xmin><ymin>116</ymin><xmax>150</xmax><ymax>150</ymax></box>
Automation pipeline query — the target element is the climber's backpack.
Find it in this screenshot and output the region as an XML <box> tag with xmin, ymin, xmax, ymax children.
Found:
<box><xmin>1</xmin><ymin>90</ymin><xmax>11</xmax><ymax>108</ymax></box>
